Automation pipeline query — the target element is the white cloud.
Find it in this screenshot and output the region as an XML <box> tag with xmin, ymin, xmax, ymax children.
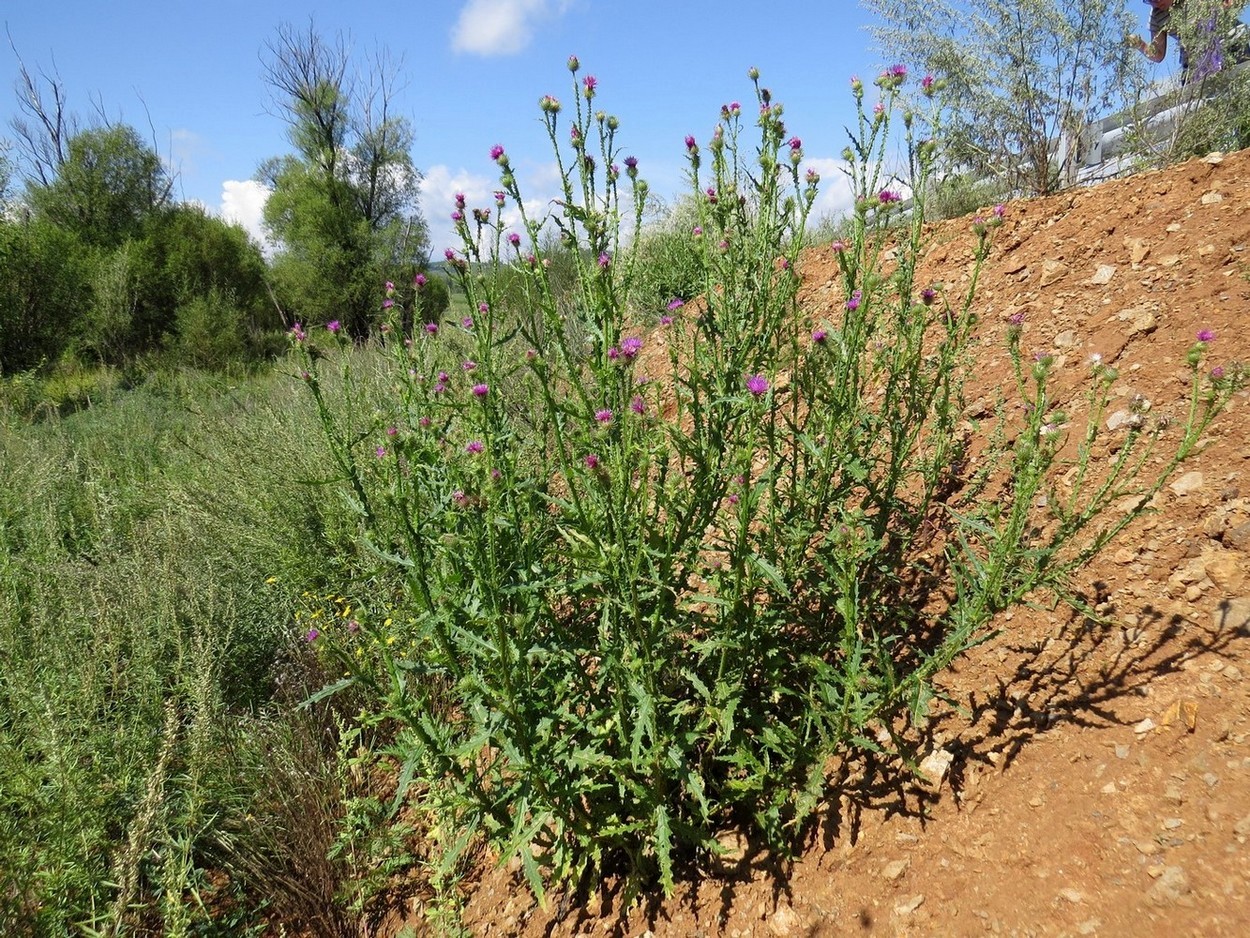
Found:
<box><xmin>219</xmin><ymin>179</ymin><xmax>270</xmax><ymax>247</ymax></box>
<box><xmin>420</xmin><ymin>162</ymin><xmax>563</xmax><ymax>259</ymax></box>
<box><xmin>804</xmin><ymin>157</ymin><xmax>857</xmax><ymax>225</ymax></box>
<box><xmin>451</xmin><ymin>0</ymin><xmax>569</xmax><ymax>56</ymax></box>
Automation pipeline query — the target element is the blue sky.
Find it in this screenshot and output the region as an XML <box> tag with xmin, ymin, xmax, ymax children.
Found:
<box><xmin>1</xmin><ymin>1</ymin><xmax>909</xmax><ymax>253</ymax></box>
<box><xmin>0</xmin><ymin>0</ymin><xmax>1188</xmax><ymax>256</ymax></box>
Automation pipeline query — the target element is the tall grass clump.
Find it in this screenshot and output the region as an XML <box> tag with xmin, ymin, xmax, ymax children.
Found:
<box><xmin>0</xmin><ymin>369</ymin><xmax>382</xmax><ymax>934</ymax></box>
<box><xmin>293</xmin><ymin>62</ymin><xmax>1244</xmax><ymax>899</ymax></box>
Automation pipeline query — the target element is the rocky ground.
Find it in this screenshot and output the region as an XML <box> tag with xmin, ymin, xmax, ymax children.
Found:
<box><xmin>409</xmin><ymin>148</ymin><xmax>1250</xmax><ymax>937</ymax></box>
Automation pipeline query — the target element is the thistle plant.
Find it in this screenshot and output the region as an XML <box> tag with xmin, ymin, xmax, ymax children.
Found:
<box><xmin>291</xmin><ymin>61</ymin><xmax>1243</xmax><ymax>902</ymax></box>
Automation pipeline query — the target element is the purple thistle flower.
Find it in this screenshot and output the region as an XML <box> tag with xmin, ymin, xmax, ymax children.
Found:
<box><xmin>1197</xmin><ymin>329</ymin><xmax>1216</xmax><ymax>342</ymax></box>
<box><xmin>375</xmin><ymin>446</ymin><xmax>387</xmax><ymax>458</ymax></box>
<box><xmin>745</xmin><ymin>374</ymin><xmax>769</xmax><ymax>396</ymax></box>
<box><xmin>878</xmin><ymin>189</ymin><xmax>901</xmax><ymax>204</ymax></box>
<box><xmin>1009</xmin><ymin>312</ymin><xmax>1025</xmax><ymax>326</ymax></box>
<box><xmin>630</xmin><ymin>395</ymin><xmax>645</xmax><ymax>415</ymax></box>
<box><xmin>291</xmin><ymin>323</ymin><xmax>306</xmax><ymax>342</ymax></box>
<box><xmin>846</xmin><ymin>289</ymin><xmax>863</xmax><ymax>312</ymax></box>
<box><xmin>305</xmin><ymin>628</ymin><xmax>320</xmax><ymax>642</ymax></box>
<box><xmin>382</xmin><ymin>298</ymin><xmax>395</xmax><ymax>309</ymax></box>
<box><xmin>508</xmin><ymin>232</ymin><xmax>521</xmax><ymax>247</ymax></box>
<box><xmin>621</xmin><ymin>336</ymin><xmax>643</xmax><ymax>358</ymax></box>
<box><xmin>921</xmin><ymin>287</ymin><xmax>937</xmax><ymax>305</ymax></box>
<box><xmin>414</xmin><ymin>273</ymin><xmax>428</xmax><ymax>287</ymax></box>
<box><xmin>444</xmin><ymin>248</ymin><xmax>457</xmax><ymax>262</ymax></box>
<box><xmin>438</xmin><ymin>371</ymin><xmax>450</xmax><ymax>384</ymax></box>
<box><xmin>692</xmin><ymin>225</ymin><xmax>703</xmax><ymax>237</ymax></box>
<box><xmin>463</xmin><ymin>360</ymin><xmax>477</xmax><ymax>371</ymax></box>
<box><xmin>660</xmin><ymin>315</ymin><xmax>674</xmax><ymax>326</ymax></box>
<box><xmin>462</xmin><ymin>317</ymin><xmax>474</xmax><ymax>329</ymax></box>
<box><xmin>472</xmin><ymin>383</ymin><xmax>489</xmax><ymax>398</ymax></box>
<box><xmin>583</xmin><ymin>75</ymin><xmax>597</xmax><ymax>96</ymax></box>
<box><xmin>812</xmin><ymin>329</ymin><xmax>827</xmax><ymax>344</ymax></box>
<box><xmin>666</xmin><ymin>298</ymin><xmax>685</xmax><ymax>312</ymax></box>
<box><xmin>425</xmin><ymin>322</ymin><xmax>439</xmax><ymax>335</ymax></box>
<box><xmin>452</xmin><ymin>489</ymin><xmax>468</xmax><ymax>507</ymax></box>
<box><xmin>386</xmin><ymin>426</ymin><xmax>398</xmax><ymax>437</ymax></box>
<box><xmin>595</xmin><ymin>408</ymin><xmax>614</xmax><ymax>424</ymax></box>
<box><xmin>624</xmin><ymin>155</ymin><xmax>638</xmax><ymax>170</ymax></box>
<box><xmin>922</xmin><ymin>74</ymin><xmax>935</xmax><ymax>91</ymax></box>
<box><xmin>598</xmin><ymin>252</ymin><xmax>611</xmax><ymax>269</ymax></box>
<box><xmin>418</xmin><ymin>416</ymin><xmax>432</xmax><ymax>428</ymax></box>
<box><xmin>326</xmin><ymin>320</ymin><xmax>341</xmax><ymax>334</ymax></box>
<box><xmin>490</xmin><ymin>144</ymin><xmax>506</xmax><ymax>162</ymax></box>
<box><xmin>787</xmin><ymin>136</ymin><xmax>802</xmax><ymax>151</ymax></box>
<box><xmin>466</xmin><ymin>440</ymin><xmax>484</xmax><ymax>454</ymax></box>
<box><xmin>685</xmin><ymin>134</ymin><xmax>697</xmax><ymax>150</ymax></box>
<box><xmin>1212</xmin><ymin>366</ymin><xmax>1225</xmax><ymax>379</ymax></box>
<box><xmin>584</xmin><ymin>453</ymin><xmax>599</xmax><ymax>469</ymax></box>
<box><xmin>494</xmin><ymin>190</ymin><xmax>506</xmax><ymax>206</ymax></box>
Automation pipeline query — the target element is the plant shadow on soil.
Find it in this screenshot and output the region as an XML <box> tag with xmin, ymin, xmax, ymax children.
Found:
<box><xmin>540</xmin><ymin>594</ymin><xmax>1250</xmax><ymax>937</ymax></box>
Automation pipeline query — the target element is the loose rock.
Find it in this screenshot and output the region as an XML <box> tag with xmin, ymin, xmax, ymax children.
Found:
<box><xmin>1090</xmin><ymin>264</ymin><xmax>1116</xmax><ymax>285</ymax></box>
<box><xmin>1146</xmin><ymin>866</ymin><xmax>1191</xmax><ymax>906</ymax></box>
<box><xmin>1169</xmin><ymin>471</ymin><xmax>1205</xmax><ymax>496</ymax></box>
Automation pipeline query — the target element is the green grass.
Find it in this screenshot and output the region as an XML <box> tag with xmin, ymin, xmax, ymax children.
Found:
<box><xmin>0</xmin><ymin>366</ymin><xmax>379</xmax><ymax>935</ymax></box>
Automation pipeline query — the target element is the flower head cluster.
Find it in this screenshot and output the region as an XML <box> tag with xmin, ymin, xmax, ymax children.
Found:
<box><xmin>876</xmin><ymin>64</ymin><xmax>906</xmax><ymax>90</ymax></box>
<box><xmin>745</xmin><ymin>374</ymin><xmax>770</xmax><ymax>396</ymax></box>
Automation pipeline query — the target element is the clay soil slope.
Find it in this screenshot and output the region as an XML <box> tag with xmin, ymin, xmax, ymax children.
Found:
<box><xmin>454</xmin><ymin>149</ymin><xmax>1250</xmax><ymax>938</ymax></box>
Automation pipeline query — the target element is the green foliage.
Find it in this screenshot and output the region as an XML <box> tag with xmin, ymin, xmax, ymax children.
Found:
<box><xmin>864</xmin><ymin>0</ymin><xmax>1144</xmax><ymax>194</ymax></box>
<box><xmin>0</xmin><ymin>216</ymin><xmax>89</xmax><ymax>373</ymax></box>
<box><xmin>294</xmin><ymin>64</ymin><xmax>1242</xmax><ymax>906</ymax></box>
<box><xmin>25</xmin><ymin>123</ymin><xmax>171</xmax><ymax>247</ymax></box>
<box><xmin>924</xmin><ymin>168</ymin><xmax>1012</xmax><ymax>222</ymax></box>
<box><xmin>0</xmin><ymin>369</ymin><xmax>385</xmax><ymax>933</ymax></box>
<box><xmin>260</xmin><ymin>22</ymin><xmax>429</xmax><ymax>339</ymax></box>
<box><xmin>629</xmin><ymin>195</ymin><xmax>706</xmax><ymax>311</ymax></box>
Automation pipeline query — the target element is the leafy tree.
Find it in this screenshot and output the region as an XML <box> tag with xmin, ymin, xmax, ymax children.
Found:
<box><xmin>259</xmin><ymin>22</ymin><xmax>429</xmax><ymax>339</ymax></box>
<box><xmin>26</xmin><ymin>125</ymin><xmax>172</xmax><ymax>248</ymax></box>
<box><xmin>0</xmin><ymin>216</ymin><xmax>88</xmax><ymax>373</ymax></box>
<box><xmin>863</xmin><ymin>0</ymin><xmax>1143</xmax><ymax>195</ymax></box>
